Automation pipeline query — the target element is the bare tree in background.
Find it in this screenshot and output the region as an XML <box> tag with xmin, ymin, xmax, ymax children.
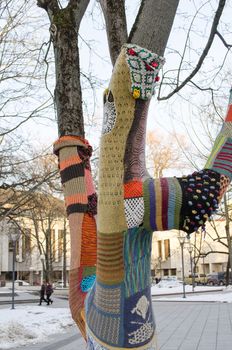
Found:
<box><xmin>146</xmin><ymin>130</ymin><xmax>190</xmax><ymax>178</ymax></box>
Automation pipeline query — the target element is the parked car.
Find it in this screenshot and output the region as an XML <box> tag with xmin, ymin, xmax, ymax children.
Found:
<box><xmin>157</xmin><ymin>276</ymin><xmax>183</xmax><ymax>288</ymax></box>
<box><xmin>185</xmin><ymin>274</ymin><xmax>207</xmax><ymax>285</ymax></box>
<box><xmin>53</xmin><ymin>280</ymin><xmax>69</xmax><ymax>289</ymax></box>
<box><xmin>206</xmin><ymin>272</ymin><xmax>229</xmax><ymax>286</ymax></box>
<box><xmin>14</xmin><ymin>280</ymin><xmax>30</xmax><ymax>286</ymax></box>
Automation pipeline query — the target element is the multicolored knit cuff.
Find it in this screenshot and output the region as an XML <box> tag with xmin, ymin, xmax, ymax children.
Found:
<box><xmin>205</xmin><ymin>88</ymin><xmax>232</xmax><ymax>179</ymax></box>
<box><xmin>124</xmin><ymin>44</ymin><xmax>165</xmax><ymax>100</ymax></box>
<box><xmin>53</xmin><ymin>136</ymin><xmax>97</xmax><ymax>216</ymax></box>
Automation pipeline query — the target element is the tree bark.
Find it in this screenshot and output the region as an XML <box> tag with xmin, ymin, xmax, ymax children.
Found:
<box><xmin>99</xmin><ymin>0</ymin><xmax>127</xmax><ymax>65</ymax></box>
<box><xmin>37</xmin><ymin>0</ymin><xmax>90</xmax><ymax>136</ymax></box>
<box><xmin>128</xmin><ymin>0</ymin><xmax>180</xmax><ymax>56</ymax></box>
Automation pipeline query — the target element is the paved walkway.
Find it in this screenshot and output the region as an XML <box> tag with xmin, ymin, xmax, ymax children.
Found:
<box><xmin>11</xmin><ymin>300</ymin><xmax>232</xmax><ymax>350</ymax></box>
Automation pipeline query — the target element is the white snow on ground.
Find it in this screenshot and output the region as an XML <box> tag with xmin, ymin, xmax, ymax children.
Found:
<box><xmin>1</xmin><ymin>285</ymin><xmax>232</xmax><ymax>349</ymax></box>
<box><xmin>0</xmin><ymin>306</ymin><xmax>74</xmax><ymax>349</ymax></box>
<box><xmin>151</xmin><ymin>283</ymin><xmax>232</xmax><ymax>302</ymax></box>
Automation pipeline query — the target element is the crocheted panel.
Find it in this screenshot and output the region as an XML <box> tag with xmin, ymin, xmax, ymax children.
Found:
<box><xmin>218</xmin><ymin>174</ymin><xmax>230</xmax><ymax>201</ymax></box>
<box><xmin>87</xmin><ymin>307</ymin><xmax>121</xmax><ymax>346</ymax></box>
<box><xmin>143</xmin><ymin>178</ymin><xmax>182</xmax><ymax>232</ymax></box>
<box><xmin>97</xmin><ymin>231</ymin><xmax>125</xmax><ymax>285</ymax></box>
<box><xmin>124</xmin><ymin>197</ymin><xmax>144</xmax><ymax>228</ymax></box>
<box><xmin>209</xmin><ymin>139</ymin><xmax>232</xmax><ymax>179</ymax></box>
<box><xmin>87</xmin><ymin>333</ymin><xmax>108</xmax><ymax>350</ymax></box>
<box><xmin>124</xmin><ymin>44</ymin><xmax>165</xmax><ymax>100</ymax></box>
<box><xmin>93</xmin><ymin>282</ymin><xmax>122</xmax><ymax>315</ymax></box>
<box><xmin>86</xmin><ymin>332</ymin><xmax>157</xmax><ymax>350</ymax></box>
<box><xmin>178</xmin><ymin>169</ymin><xmax>220</xmax><ymax>234</ymax></box>
<box><xmin>124</xmin><ymin>99</ymin><xmax>151</xmax><ymax>182</ymax></box>
<box><xmin>98</xmin><ymin>48</ymin><xmax>135</xmax><ymax>233</ymax></box>
<box><xmin>80</xmin><ymin>213</ymin><xmax>97</xmax><ymax>266</ymax></box>
<box><xmin>123</xmin><ymin>287</ymin><xmax>155</xmax><ymax>348</ymax></box>
<box><xmin>124</xmin><ymin>228</ymin><xmax>152</xmax><ymax>298</ymax></box>
<box><xmin>102</xmin><ymin>90</ymin><xmax>116</xmax><ymax>135</ymax></box>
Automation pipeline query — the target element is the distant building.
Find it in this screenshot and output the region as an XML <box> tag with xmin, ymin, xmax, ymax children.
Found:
<box><xmin>151</xmin><ymin>218</ymin><xmax>230</xmax><ymax>280</ymax></box>
<box><xmin>0</xmin><ymin>196</ymin><xmax>70</xmax><ymax>286</ymax></box>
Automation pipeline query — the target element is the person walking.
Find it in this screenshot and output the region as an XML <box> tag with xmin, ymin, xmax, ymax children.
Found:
<box><xmin>39</xmin><ymin>281</ymin><xmax>47</xmax><ymax>305</ymax></box>
<box><xmin>46</xmin><ymin>281</ymin><xmax>54</xmax><ymax>305</ymax></box>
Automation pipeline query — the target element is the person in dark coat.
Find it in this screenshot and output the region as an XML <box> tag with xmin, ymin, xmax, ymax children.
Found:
<box><xmin>39</xmin><ymin>281</ymin><xmax>48</xmax><ymax>305</ymax></box>
<box><xmin>46</xmin><ymin>282</ymin><xmax>53</xmax><ymax>305</ymax></box>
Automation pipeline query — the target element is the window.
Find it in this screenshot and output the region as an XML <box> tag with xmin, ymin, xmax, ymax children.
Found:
<box><xmin>22</xmin><ymin>229</ymin><xmax>31</xmax><ymax>258</ymax></box>
<box><xmin>58</xmin><ymin>230</ymin><xmax>63</xmax><ymax>261</ymax></box>
<box><xmin>164</xmin><ymin>239</ymin><xmax>170</xmax><ymax>259</ymax></box>
<box><xmin>51</xmin><ymin>229</ymin><xmax>56</xmax><ymax>260</ymax></box>
<box><xmin>158</xmin><ymin>240</ymin><xmax>162</xmax><ymax>258</ymax></box>
<box><xmin>8</xmin><ymin>240</ymin><xmax>19</xmax><ymax>253</ymax></box>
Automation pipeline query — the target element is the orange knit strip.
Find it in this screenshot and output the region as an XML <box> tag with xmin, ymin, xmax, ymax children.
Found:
<box><xmin>54</xmin><ymin>135</ymin><xmax>90</xmax><ymax>146</ymax></box>
<box><xmin>65</xmin><ymin>193</ymin><xmax>88</xmax><ymax>206</ymax></box>
<box><xmin>80</xmin><ymin>214</ymin><xmax>97</xmax><ymax>266</ymax></box>
<box><xmin>225</xmin><ymin>105</ymin><xmax>232</xmax><ymax>122</ymax></box>
<box><xmin>60</xmin><ymin>155</ymin><xmax>82</xmax><ymax>170</ymax></box>
<box><xmin>124</xmin><ymin>180</ymin><xmax>143</xmax><ymax>199</ymax></box>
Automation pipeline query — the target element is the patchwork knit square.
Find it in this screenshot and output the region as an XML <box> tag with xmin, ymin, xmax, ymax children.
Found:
<box><xmin>88</xmin><ymin>306</ymin><xmax>120</xmax><ymax>346</ymax></box>
<box><xmin>178</xmin><ymin>169</ymin><xmax>220</xmax><ymax>233</ymax></box>
<box><xmin>124</xmin><ymin>44</ymin><xmax>165</xmax><ymax>100</ymax></box>
<box><xmin>93</xmin><ymin>283</ymin><xmax>121</xmax><ymax>315</ymax></box>
<box><xmin>123</xmin><ymin>287</ymin><xmax>155</xmax><ymax>347</ymax></box>
<box><xmin>102</xmin><ymin>97</ymin><xmax>116</xmax><ymax>135</ymax></box>
<box><xmin>124</xmin><ymin>197</ymin><xmax>144</xmax><ymax>228</ymax></box>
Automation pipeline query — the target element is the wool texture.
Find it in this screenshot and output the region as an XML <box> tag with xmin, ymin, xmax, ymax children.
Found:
<box><xmin>86</xmin><ymin>44</ymin><xmax>231</xmax><ymax>350</ymax></box>
<box><xmin>86</xmin><ymin>44</ymin><xmax>164</xmax><ymax>350</ymax></box>
<box><xmin>54</xmin><ymin>136</ymin><xmax>97</xmax><ymax>339</ymax></box>
<box><xmin>54</xmin><ymin>44</ymin><xmax>231</xmax><ymax>350</ymax></box>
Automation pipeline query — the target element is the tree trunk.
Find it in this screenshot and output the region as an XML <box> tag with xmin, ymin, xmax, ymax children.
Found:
<box><xmin>128</xmin><ymin>0</ymin><xmax>180</xmax><ymax>56</ymax></box>
<box><xmin>63</xmin><ymin>218</ymin><xmax>67</xmax><ymax>288</ymax></box>
<box><xmin>53</xmin><ymin>20</ymin><xmax>84</xmax><ymax>137</ymax></box>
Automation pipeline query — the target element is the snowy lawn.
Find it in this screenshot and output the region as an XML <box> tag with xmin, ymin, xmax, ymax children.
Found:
<box><xmin>0</xmin><ymin>306</ymin><xmax>74</xmax><ymax>349</ymax></box>
<box><xmin>151</xmin><ymin>284</ymin><xmax>232</xmax><ymax>302</ymax></box>
<box><xmin>1</xmin><ymin>285</ymin><xmax>232</xmax><ymax>349</ymax></box>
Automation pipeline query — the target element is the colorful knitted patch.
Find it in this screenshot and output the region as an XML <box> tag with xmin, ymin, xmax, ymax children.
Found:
<box><xmin>123</xmin><ymin>287</ymin><xmax>155</xmax><ymax>347</ymax></box>
<box><xmin>97</xmin><ymin>231</ymin><xmax>125</xmax><ymax>285</ymax></box>
<box><xmin>124</xmin><ymin>181</ymin><xmax>144</xmax><ymax>228</ymax></box>
<box><xmin>124</xmin><ymin>227</ymin><xmax>152</xmax><ymax>298</ymax></box>
<box><xmin>205</xmin><ymin>89</ymin><xmax>232</xmax><ymax>179</ymax></box>
<box><xmin>142</xmin><ymin>170</ymin><xmax>225</xmax><ymax>234</ymax></box>
<box><xmin>54</xmin><ymin>136</ymin><xmax>97</xmax><ymax>216</ymax></box>
<box><xmin>125</xmin><ymin>44</ymin><xmax>165</xmax><ymax>100</ymax></box>
<box><xmin>86</xmin><ymin>282</ymin><xmax>123</xmax><ymax>347</ymax></box>
<box><xmin>143</xmin><ymin>177</ymin><xmax>182</xmax><ymax>231</ymax></box>
<box><xmin>178</xmin><ymin>169</ymin><xmax>220</xmax><ymax>233</ymax></box>
<box><xmin>208</xmin><ymin>139</ymin><xmax>232</xmax><ymax>179</ymax></box>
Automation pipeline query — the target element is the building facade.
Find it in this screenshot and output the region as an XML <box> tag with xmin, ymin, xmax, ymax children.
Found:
<box><xmin>0</xmin><ymin>217</ymin><xmax>70</xmax><ymax>285</ymax></box>
<box><xmin>151</xmin><ymin>218</ymin><xmax>230</xmax><ymax>280</ymax></box>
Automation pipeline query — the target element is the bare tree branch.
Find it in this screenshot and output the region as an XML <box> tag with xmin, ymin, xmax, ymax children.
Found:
<box><xmin>158</xmin><ymin>0</ymin><xmax>226</xmax><ymax>101</ymax></box>
<box><xmin>216</xmin><ymin>30</ymin><xmax>232</xmax><ymax>49</ymax></box>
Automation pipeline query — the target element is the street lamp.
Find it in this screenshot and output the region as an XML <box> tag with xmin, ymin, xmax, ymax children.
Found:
<box><xmin>8</xmin><ymin>227</ymin><xmax>21</xmax><ymax>309</ymax></box>
<box><xmin>158</xmin><ymin>256</ymin><xmax>162</xmax><ymax>280</ymax></box>
<box><xmin>40</xmin><ymin>254</ymin><xmax>45</xmax><ymax>285</ymax></box>
<box><xmin>178</xmin><ymin>233</ymin><xmax>186</xmax><ymax>298</ymax></box>
<box><xmin>200</xmin><ymin>253</ymin><xmax>207</xmax><ymax>285</ymax></box>
<box><xmin>187</xmin><ymin>242</ymin><xmax>194</xmax><ymax>292</ymax></box>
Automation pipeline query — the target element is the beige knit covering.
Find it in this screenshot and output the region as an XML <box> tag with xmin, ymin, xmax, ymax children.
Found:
<box><xmin>97</xmin><ymin>48</ymin><xmax>136</xmax><ymax>234</ymax></box>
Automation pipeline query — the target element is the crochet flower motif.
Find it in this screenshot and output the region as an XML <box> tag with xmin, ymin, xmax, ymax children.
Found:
<box><xmin>124</xmin><ymin>44</ymin><xmax>165</xmax><ymax>100</ymax></box>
